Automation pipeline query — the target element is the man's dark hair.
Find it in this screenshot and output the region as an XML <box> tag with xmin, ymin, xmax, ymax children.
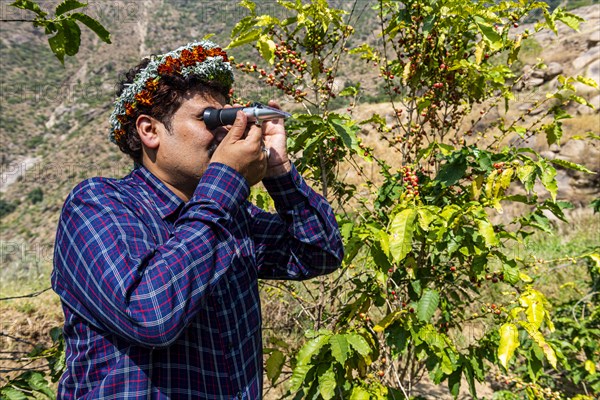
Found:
<box><xmin>114</xmin><ymin>57</ymin><xmax>231</xmax><ymax>161</ymax></box>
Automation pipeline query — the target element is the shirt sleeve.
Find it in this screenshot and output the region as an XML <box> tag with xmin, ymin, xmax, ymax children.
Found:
<box><xmin>251</xmin><ymin>163</ymin><xmax>344</xmax><ymax>280</ymax></box>
<box><xmin>52</xmin><ymin>163</ymin><xmax>249</xmax><ymax>348</ymax></box>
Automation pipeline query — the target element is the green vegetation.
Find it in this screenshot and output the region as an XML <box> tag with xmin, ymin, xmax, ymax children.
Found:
<box><xmin>0</xmin><ymin>198</ymin><xmax>18</xmax><ymax>218</ymax></box>
<box><xmin>8</xmin><ymin>0</ymin><xmax>111</xmax><ymax>64</ymax></box>
<box><xmin>509</xmin><ymin>214</ymin><xmax>599</xmax><ymax>397</ymax></box>
<box><xmin>1</xmin><ymin>0</ymin><xmax>599</xmax><ymax>399</ymax></box>
<box><xmin>228</xmin><ymin>0</ymin><xmax>599</xmax><ymax>398</ymax></box>
<box><xmin>27</xmin><ymin>188</ymin><xmax>43</xmax><ymax>204</ymax></box>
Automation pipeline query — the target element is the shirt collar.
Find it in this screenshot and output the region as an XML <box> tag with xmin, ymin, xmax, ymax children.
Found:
<box><xmin>132</xmin><ymin>165</ymin><xmax>184</xmax><ymax>220</ymax></box>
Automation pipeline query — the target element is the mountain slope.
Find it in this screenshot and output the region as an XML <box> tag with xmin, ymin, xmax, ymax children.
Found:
<box><xmin>0</xmin><ymin>1</ymin><xmax>598</xmax><ymax>289</ymax></box>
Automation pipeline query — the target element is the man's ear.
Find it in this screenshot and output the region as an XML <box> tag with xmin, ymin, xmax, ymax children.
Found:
<box><xmin>136</xmin><ymin>114</ymin><xmax>161</xmax><ymax>149</ymax></box>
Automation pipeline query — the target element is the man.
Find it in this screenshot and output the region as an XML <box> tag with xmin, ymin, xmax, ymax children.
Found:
<box><xmin>51</xmin><ymin>40</ymin><xmax>343</xmax><ymax>399</ymax></box>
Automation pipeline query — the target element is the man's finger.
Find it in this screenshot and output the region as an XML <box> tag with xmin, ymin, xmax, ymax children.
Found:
<box><xmin>245</xmin><ymin>123</ymin><xmax>263</xmax><ymax>147</ymax></box>
<box><xmin>267</xmin><ymin>100</ymin><xmax>281</xmax><ymax>110</ymax></box>
<box><xmin>224</xmin><ymin>111</ymin><xmax>247</xmax><ymax>142</ymax></box>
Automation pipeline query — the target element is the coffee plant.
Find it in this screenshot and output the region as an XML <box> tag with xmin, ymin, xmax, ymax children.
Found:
<box><xmin>229</xmin><ymin>0</ymin><xmax>599</xmax><ymax>398</ymax></box>
<box><xmin>0</xmin><ymin>327</ymin><xmax>65</xmax><ymax>400</ymax></box>
<box><xmin>4</xmin><ymin>0</ymin><xmax>111</xmax><ymax>64</ymax></box>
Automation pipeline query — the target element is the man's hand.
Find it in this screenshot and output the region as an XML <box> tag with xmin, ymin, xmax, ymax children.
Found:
<box><xmin>262</xmin><ymin>100</ymin><xmax>291</xmax><ymax>178</ymax></box>
<box><xmin>210</xmin><ymin>111</ymin><xmax>267</xmax><ymax>186</ymax></box>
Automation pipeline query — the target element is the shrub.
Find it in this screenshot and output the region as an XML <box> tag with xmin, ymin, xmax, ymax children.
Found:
<box><xmin>0</xmin><ymin>198</ymin><xmax>17</xmax><ymax>218</ymax></box>
<box><xmin>230</xmin><ymin>0</ymin><xmax>599</xmax><ymax>398</ymax></box>
<box><xmin>27</xmin><ymin>187</ymin><xmax>44</xmax><ymax>204</ymax></box>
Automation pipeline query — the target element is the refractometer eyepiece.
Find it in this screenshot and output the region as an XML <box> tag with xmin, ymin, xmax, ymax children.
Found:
<box><xmin>202</xmin><ymin>102</ymin><xmax>292</xmax><ymax>130</ymax></box>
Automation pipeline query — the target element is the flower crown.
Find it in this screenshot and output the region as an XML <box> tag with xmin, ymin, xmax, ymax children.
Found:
<box><xmin>109</xmin><ymin>40</ymin><xmax>234</xmax><ymax>145</ymax></box>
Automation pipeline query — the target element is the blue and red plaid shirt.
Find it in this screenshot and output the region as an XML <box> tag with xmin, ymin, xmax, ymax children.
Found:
<box><xmin>51</xmin><ymin>162</ymin><xmax>343</xmax><ymax>399</ymax></box>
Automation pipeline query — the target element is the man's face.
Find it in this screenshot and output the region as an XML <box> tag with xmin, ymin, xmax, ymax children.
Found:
<box><xmin>151</xmin><ymin>90</ymin><xmax>228</xmax><ymax>192</ymax></box>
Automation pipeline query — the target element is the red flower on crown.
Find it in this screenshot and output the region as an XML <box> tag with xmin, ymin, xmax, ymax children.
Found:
<box><xmin>154</xmin><ymin>46</ymin><xmax>228</xmax><ymax>77</ymax></box>
<box><xmin>125</xmin><ymin>102</ymin><xmax>136</xmax><ymax>117</ymax></box>
<box><xmin>192</xmin><ymin>45</ymin><xmax>207</xmax><ymax>62</ymax></box>
<box><xmin>207</xmin><ymin>47</ymin><xmax>228</xmax><ymax>61</ymax></box>
<box><xmin>180</xmin><ymin>49</ymin><xmax>197</xmax><ymax>67</ymax></box>
<box><xmin>145</xmin><ymin>78</ymin><xmax>159</xmax><ymax>92</ymax></box>
<box><xmin>157</xmin><ymin>56</ymin><xmax>182</xmax><ymax>75</ymax></box>
<box><xmin>135</xmin><ymin>90</ymin><xmax>153</xmax><ymax>106</ymax></box>
<box><xmin>114</xmin><ymin>129</ymin><xmax>126</xmax><ymax>143</ymax></box>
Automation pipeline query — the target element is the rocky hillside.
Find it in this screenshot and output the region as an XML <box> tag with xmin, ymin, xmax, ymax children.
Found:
<box><xmin>506</xmin><ymin>4</ymin><xmax>600</xmax><ymax>207</ymax></box>
<box><xmin>523</xmin><ymin>5</ymin><xmax>600</xmax><ymax>205</ymax></box>
<box><xmin>0</xmin><ymin>1</ymin><xmax>599</xmax><ymax>287</ymax></box>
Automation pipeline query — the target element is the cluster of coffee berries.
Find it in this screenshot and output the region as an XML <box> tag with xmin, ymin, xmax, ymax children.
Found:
<box><xmin>235</xmin><ymin>61</ymin><xmax>258</xmax><ymax>73</ymax></box>
<box><xmin>400</xmin><ymin>165</ymin><xmax>420</xmax><ymax>198</ymax></box>
<box><xmin>448</xmin><ymin>136</ymin><xmax>466</xmax><ymax>147</ymax></box>
<box><xmin>437</xmin><ymin>321</ymin><xmax>451</xmax><ymax>333</ymax></box>
<box><xmin>376</xmin><ymin>358</ymin><xmax>388</xmax><ymax>379</ymax></box>
<box><xmin>357</xmin><ymin>141</ymin><xmax>372</xmax><ymax>158</ymax></box>
<box><xmin>274</xmin><ymin>44</ymin><xmax>307</xmax><ymax>72</ymax></box>
<box><xmin>358</xmin><ymin>312</ymin><xmax>371</xmax><ymax>323</ymax></box>
<box><xmin>469</xmin><ymin>275</ymin><xmax>483</xmax><ymax>288</ymax></box>
<box><xmin>492</xmin><ymin>162</ymin><xmax>506</xmax><ymax>174</ymax></box>
<box><xmin>485</xmin><ymin>271</ymin><xmax>504</xmax><ymax>283</ymax></box>
<box><xmin>387</xmin><ymin>289</ymin><xmax>400</xmax><ymax>301</ymax></box>
<box><xmin>233</xmin><ymin>42</ymin><xmax>311</xmax><ymax>102</ymax></box>
<box><xmin>379</xmin><ymin>68</ymin><xmax>395</xmax><ymax>81</ymax></box>
<box><xmin>484</xmin><ymin>302</ymin><xmax>503</xmax><ymax>316</ymax></box>
<box><xmin>321</xmin><ymin>136</ymin><xmax>346</xmax><ymax>164</ymax></box>
<box><xmin>494</xmin><ymin>374</ymin><xmax>561</xmax><ymax>400</ymax></box>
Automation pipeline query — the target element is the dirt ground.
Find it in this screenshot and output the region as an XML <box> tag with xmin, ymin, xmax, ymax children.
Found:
<box><xmin>0</xmin><ymin>291</ymin><xmax>62</xmax><ymax>382</ymax></box>
<box><xmin>1</xmin><ymin>291</ymin><xmax>499</xmax><ymax>398</ymax></box>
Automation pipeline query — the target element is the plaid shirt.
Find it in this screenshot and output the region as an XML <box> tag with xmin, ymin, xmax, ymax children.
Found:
<box><xmin>52</xmin><ymin>162</ymin><xmax>343</xmax><ymax>399</ymax></box>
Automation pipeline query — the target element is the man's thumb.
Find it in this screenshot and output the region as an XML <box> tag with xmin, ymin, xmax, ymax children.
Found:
<box><xmin>224</xmin><ymin>111</ymin><xmax>247</xmax><ymax>142</ymax></box>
